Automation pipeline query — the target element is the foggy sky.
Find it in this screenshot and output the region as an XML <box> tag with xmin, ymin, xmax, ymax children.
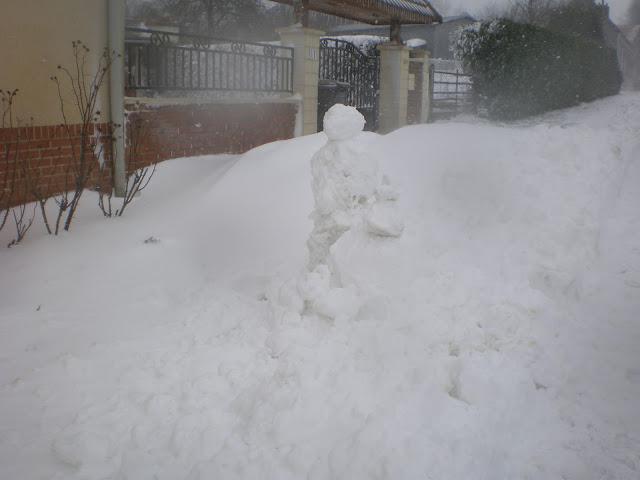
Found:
<box><xmin>429</xmin><ymin>0</ymin><xmax>633</xmax><ymax>24</ymax></box>
<box><xmin>132</xmin><ymin>1</ymin><xmax>637</xmax><ymax>25</ymax></box>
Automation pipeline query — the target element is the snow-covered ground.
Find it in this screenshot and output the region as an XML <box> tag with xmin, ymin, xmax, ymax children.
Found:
<box><xmin>1</xmin><ymin>94</ymin><xmax>639</xmax><ymax>480</ymax></box>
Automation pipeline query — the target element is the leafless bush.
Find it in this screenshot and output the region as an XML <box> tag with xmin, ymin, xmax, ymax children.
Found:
<box><xmin>22</xmin><ymin>148</ymin><xmax>55</xmax><ymax>235</ymax></box>
<box><xmin>48</xmin><ymin>40</ymin><xmax>115</xmax><ymax>234</ymax></box>
<box><xmin>1</xmin><ymin>89</ymin><xmax>38</xmax><ymax>247</ymax></box>
<box><xmin>97</xmin><ymin>117</ymin><xmax>156</xmax><ymax>218</ymax></box>
<box><xmin>1</xmin><ymin>89</ymin><xmax>19</xmax><ymax>233</ymax></box>
<box><xmin>7</xmin><ymin>201</ymin><xmax>37</xmax><ymax>248</ymax></box>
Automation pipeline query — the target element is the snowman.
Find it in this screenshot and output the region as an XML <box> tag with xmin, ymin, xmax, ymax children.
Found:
<box><xmin>307</xmin><ymin>103</ymin><xmax>404</xmax><ymax>270</ymax></box>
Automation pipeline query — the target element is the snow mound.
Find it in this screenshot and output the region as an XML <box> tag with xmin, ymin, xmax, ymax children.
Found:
<box><xmin>0</xmin><ymin>94</ymin><xmax>639</xmax><ymax>480</ymax></box>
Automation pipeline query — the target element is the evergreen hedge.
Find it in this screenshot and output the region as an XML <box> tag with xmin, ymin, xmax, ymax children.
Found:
<box><xmin>456</xmin><ymin>19</ymin><xmax>622</xmax><ymax>120</ymax></box>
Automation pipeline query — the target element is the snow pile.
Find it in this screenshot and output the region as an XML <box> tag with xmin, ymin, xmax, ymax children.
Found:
<box><xmin>406</xmin><ymin>38</ymin><xmax>427</xmax><ymax>48</ymax></box>
<box><xmin>0</xmin><ymin>94</ymin><xmax>639</xmax><ymax>480</ymax></box>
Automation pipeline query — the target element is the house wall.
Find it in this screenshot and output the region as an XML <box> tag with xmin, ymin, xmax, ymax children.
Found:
<box><xmin>602</xmin><ymin>17</ymin><xmax>640</xmax><ymax>90</ymax></box>
<box><xmin>1</xmin><ymin>1</ymin><xmax>300</xmax><ymax>210</ymax></box>
<box><xmin>429</xmin><ymin>19</ymin><xmax>474</xmax><ymax>59</ymax></box>
<box><xmin>0</xmin><ymin>0</ymin><xmax>110</xmax><ymax>125</ymax></box>
<box><xmin>1</xmin><ymin>0</ymin><xmax>112</xmax><ymax>208</ymax></box>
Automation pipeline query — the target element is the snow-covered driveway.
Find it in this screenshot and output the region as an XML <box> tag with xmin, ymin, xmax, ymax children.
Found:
<box><xmin>1</xmin><ymin>94</ymin><xmax>639</xmax><ymax>480</ymax></box>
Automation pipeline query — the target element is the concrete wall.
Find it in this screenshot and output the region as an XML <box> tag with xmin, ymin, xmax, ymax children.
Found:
<box><xmin>0</xmin><ymin>0</ymin><xmax>110</xmax><ymax>126</ymax></box>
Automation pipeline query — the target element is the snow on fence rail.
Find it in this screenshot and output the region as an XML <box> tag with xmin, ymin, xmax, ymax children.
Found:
<box><xmin>125</xmin><ymin>28</ymin><xmax>294</xmax><ymax>95</ymax></box>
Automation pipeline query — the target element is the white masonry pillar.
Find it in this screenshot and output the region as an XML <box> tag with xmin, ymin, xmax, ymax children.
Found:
<box><xmin>378</xmin><ymin>43</ymin><xmax>411</xmax><ymax>134</ymax></box>
<box><xmin>278</xmin><ymin>25</ymin><xmax>324</xmax><ymax>136</ymax></box>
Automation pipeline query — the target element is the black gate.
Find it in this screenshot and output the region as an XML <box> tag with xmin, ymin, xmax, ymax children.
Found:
<box><xmin>318</xmin><ymin>38</ymin><xmax>380</xmax><ymax>131</ymax></box>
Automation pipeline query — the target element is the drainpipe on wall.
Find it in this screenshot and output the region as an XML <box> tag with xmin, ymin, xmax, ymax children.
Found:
<box><xmin>108</xmin><ymin>0</ymin><xmax>127</xmax><ymax>197</ymax></box>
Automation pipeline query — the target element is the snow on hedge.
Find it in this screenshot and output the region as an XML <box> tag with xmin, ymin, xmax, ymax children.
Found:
<box><xmin>1</xmin><ymin>94</ymin><xmax>639</xmax><ymax>479</ymax></box>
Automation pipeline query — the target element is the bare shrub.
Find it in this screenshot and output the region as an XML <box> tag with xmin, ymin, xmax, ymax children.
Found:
<box><xmin>48</xmin><ymin>40</ymin><xmax>115</xmax><ymax>234</ymax></box>
<box><xmin>97</xmin><ymin>117</ymin><xmax>156</xmax><ymax>218</ymax></box>
<box><xmin>1</xmin><ymin>89</ymin><xmax>19</xmax><ymax>233</ymax></box>
<box><xmin>1</xmin><ymin>89</ymin><xmax>38</xmax><ymax>247</ymax></box>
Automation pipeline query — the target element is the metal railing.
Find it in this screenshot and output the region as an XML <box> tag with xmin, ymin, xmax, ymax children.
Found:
<box><xmin>125</xmin><ymin>28</ymin><xmax>294</xmax><ymax>94</ymax></box>
<box><xmin>430</xmin><ymin>69</ymin><xmax>474</xmax><ymax>119</ymax></box>
<box><xmin>319</xmin><ymin>38</ymin><xmax>380</xmax><ymax>110</ymax></box>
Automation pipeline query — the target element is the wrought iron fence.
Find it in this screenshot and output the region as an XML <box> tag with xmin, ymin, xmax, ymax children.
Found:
<box><xmin>125</xmin><ymin>28</ymin><xmax>294</xmax><ymax>94</ymax></box>
<box><xmin>319</xmin><ymin>38</ymin><xmax>380</xmax><ymax>129</ymax></box>
<box><xmin>430</xmin><ymin>68</ymin><xmax>474</xmax><ymax>119</ymax></box>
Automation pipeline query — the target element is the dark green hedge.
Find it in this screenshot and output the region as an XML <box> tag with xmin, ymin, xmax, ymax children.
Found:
<box><xmin>456</xmin><ymin>19</ymin><xmax>622</xmax><ymax>120</ymax></box>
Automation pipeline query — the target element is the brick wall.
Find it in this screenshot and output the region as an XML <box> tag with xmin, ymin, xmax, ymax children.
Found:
<box><xmin>0</xmin><ymin>123</ymin><xmax>111</xmax><ymax>208</ymax></box>
<box><xmin>1</xmin><ymin>101</ymin><xmax>298</xmax><ymax>208</ymax></box>
<box><xmin>126</xmin><ymin>101</ymin><xmax>298</xmax><ymax>170</ymax></box>
<box><xmin>407</xmin><ymin>60</ymin><xmax>425</xmax><ymax>125</ymax></box>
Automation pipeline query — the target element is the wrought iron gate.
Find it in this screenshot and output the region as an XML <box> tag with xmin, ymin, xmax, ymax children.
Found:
<box><xmin>318</xmin><ymin>38</ymin><xmax>380</xmax><ymax>131</ymax></box>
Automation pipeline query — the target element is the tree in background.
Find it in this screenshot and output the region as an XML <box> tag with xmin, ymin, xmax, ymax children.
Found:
<box><xmin>128</xmin><ymin>0</ymin><xmax>352</xmax><ymax>41</ymax></box>
<box><xmin>500</xmin><ymin>0</ymin><xmax>610</xmax><ymax>43</ymax></box>
<box><xmin>507</xmin><ymin>0</ymin><xmax>561</xmax><ymax>25</ymax></box>
<box><xmin>547</xmin><ymin>0</ymin><xmax>608</xmax><ymax>42</ymax></box>
<box><xmin>129</xmin><ymin>0</ymin><xmax>271</xmax><ymax>40</ymax></box>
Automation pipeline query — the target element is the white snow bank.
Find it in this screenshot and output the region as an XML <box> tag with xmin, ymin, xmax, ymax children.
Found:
<box><xmin>1</xmin><ymin>94</ymin><xmax>639</xmax><ymax>480</ymax></box>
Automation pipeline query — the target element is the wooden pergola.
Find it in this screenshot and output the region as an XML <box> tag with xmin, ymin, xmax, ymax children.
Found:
<box><xmin>271</xmin><ymin>0</ymin><xmax>442</xmax><ymax>42</ymax></box>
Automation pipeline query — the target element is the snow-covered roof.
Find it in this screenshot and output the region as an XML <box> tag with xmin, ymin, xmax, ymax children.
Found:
<box><xmin>269</xmin><ymin>0</ymin><xmax>442</xmax><ymax>25</ymax></box>
<box><xmin>442</xmin><ymin>13</ymin><xmax>475</xmax><ymax>23</ymax></box>
<box><xmin>328</xmin><ymin>12</ymin><xmax>475</xmax><ymax>34</ymax></box>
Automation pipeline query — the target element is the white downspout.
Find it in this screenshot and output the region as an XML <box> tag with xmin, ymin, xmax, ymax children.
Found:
<box><xmin>108</xmin><ymin>0</ymin><xmax>127</xmax><ymax>197</ymax></box>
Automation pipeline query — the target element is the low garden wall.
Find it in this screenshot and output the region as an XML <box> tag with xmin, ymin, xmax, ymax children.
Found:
<box><xmin>125</xmin><ymin>97</ymin><xmax>300</xmax><ymax>170</ymax></box>
<box><xmin>0</xmin><ymin>98</ymin><xmax>300</xmax><ymax>208</ymax></box>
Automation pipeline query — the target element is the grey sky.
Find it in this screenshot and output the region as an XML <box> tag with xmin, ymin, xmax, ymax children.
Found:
<box><xmin>134</xmin><ymin>1</ymin><xmax>636</xmax><ymax>26</ymax></box>
<box><xmin>429</xmin><ymin>0</ymin><xmax>633</xmax><ymax>24</ymax></box>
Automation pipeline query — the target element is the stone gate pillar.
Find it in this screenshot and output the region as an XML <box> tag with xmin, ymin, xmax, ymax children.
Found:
<box><xmin>278</xmin><ymin>25</ymin><xmax>324</xmax><ymax>135</ymax></box>
<box><xmin>378</xmin><ymin>43</ymin><xmax>411</xmax><ymax>134</ymax></box>
<box><xmin>410</xmin><ymin>49</ymin><xmax>432</xmax><ymax>124</ymax></box>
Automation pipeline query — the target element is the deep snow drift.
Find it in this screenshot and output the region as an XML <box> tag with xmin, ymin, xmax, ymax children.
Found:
<box><xmin>1</xmin><ymin>94</ymin><xmax>639</xmax><ymax>480</ymax></box>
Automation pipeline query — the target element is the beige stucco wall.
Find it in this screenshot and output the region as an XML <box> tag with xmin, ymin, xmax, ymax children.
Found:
<box><xmin>0</xmin><ymin>0</ymin><xmax>110</xmax><ymax>126</ymax></box>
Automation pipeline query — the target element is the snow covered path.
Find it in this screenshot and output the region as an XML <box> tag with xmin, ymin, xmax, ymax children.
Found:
<box><xmin>1</xmin><ymin>94</ymin><xmax>639</xmax><ymax>480</ymax></box>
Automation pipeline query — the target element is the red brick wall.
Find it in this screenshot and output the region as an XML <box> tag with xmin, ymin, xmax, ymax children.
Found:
<box><xmin>408</xmin><ymin>61</ymin><xmax>424</xmax><ymax>125</ymax></box>
<box><xmin>126</xmin><ymin>102</ymin><xmax>298</xmax><ymax>170</ymax></box>
<box><xmin>1</xmin><ymin>101</ymin><xmax>297</xmax><ymax>208</ymax></box>
<box><xmin>0</xmin><ymin>123</ymin><xmax>111</xmax><ymax>208</ymax></box>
